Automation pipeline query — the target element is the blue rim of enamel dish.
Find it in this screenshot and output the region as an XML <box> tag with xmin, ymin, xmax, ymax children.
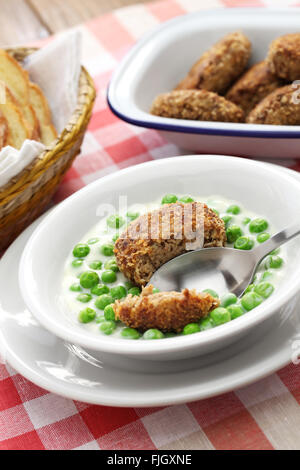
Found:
<box><xmin>107</xmin><ymin>89</ymin><xmax>300</xmax><ymax>140</ymax></box>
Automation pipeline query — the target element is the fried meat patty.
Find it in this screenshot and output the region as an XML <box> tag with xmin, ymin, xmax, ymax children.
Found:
<box><xmin>114</xmin><ymin>202</ymin><xmax>226</xmax><ymax>286</ymax></box>
<box><xmin>175</xmin><ymin>31</ymin><xmax>251</xmax><ymax>94</ymax></box>
<box><xmin>150</xmin><ymin>89</ymin><xmax>244</xmax><ymax>123</ymax></box>
<box><xmin>267</xmin><ymin>33</ymin><xmax>300</xmax><ymax>81</ymax></box>
<box><xmin>113</xmin><ymin>285</ymin><xmax>219</xmax><ymax>332</ymax></box>
<box><xmin>246</xmin><ymin>85</ymin><xmax>300</xmax><ymax>125</ymax></box>
<box><xmin>226</xmin><ymin>61</ymin><xmax>285</xmax><ymax>115</ymax></box>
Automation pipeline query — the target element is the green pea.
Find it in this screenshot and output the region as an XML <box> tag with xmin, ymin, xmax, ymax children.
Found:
<box><xmin>265</xmin><ymin>255</ymin><xmax>283</xmax><ymax>269</ymax></box>
<box><xmin>80</xmin><ymin>271</ymin><xmax>99</xmax><ymax>289</ymax></box>
<box><xmin>165</xmin><ymin>332</ymin><xmax>176</xmax><ymax>338</ymax></box>
<box><xmin>126</xmin><ymin>211</ymin><xmax>140</xmax><ymax>220</ymax></box>
<box><xmin>152</xmin><ymin>287</ymin><xmax>160</xmax><ymax>294</ymax></box>
<box><xmin>87</xmin><ymin>237</ymin><xmax>99</xmax><ymax>245</ymax></box>
<box><xmin>128</xmin><ymin>287</ymin><xmax>141</xmax><ymax>296</ymax></box>
<box><xmin>244</xmin><ymin>284</ymin><xmax>255</xmax><ymax>294</ymax></box>
<box><xmin>242</xmin><ymin>217</ymin><xmax>251</xmax><ymax>225</ymax></box>
<box><xmin>179</xmin><ymin>196</ymin><xmax>194</xmax><ymax>203</ymax></box>
<box><xmin>121</xmin><ymin>327</ymin><xmax>141</xmax><ymax>339</ymax></box>
<box><xmin>110</xmin><ymin>285</ymin><xmax>127</xmax><ymax>300</ymax></box>
<box><xmin>78</xmin><ymin>307</ymin><xmax>96</xmax><ymax>323</ymax></box>
<box><xmin>91</xmin><ymin>284</ymin><xmax>110</xmax><ymax>296</ymax></box>
<box><xmin>70</xmin><ymin>283</ymin><xmax>82</xmax><ymax>292</ymax></box>
<box><xmin>89</xmin><ymin>261</ymin><xmax>103</xmax><ymax>270</ymax></box>
<box><xmin>226</xmin><ymin>204</ymin><xmax>240</xmax><ymax>215</ymax></box>
<box><xmin>222</xmin><ymin>215</ymin><xmax>233</xmax><ymax>227</ymax></box>
<box><xmin>99</xmin><ymin>320</ymin><xmax>116</xmax><ymax>335</ymax></box>
<box><xmin>183</xmin><ymin>323</ymin><xmax>200</xmax><ymax>335</ymax></box>
<box><xmin>161</xmin><ymin>194</ymin><xmax>178</xmax><ymax>205</ymax></box>
<box><xmin>107</xmin><ymin>214</ymin><xmax>125</xmax><ymax>229</ymax></box>
<box><xmin>241</xmin><ymin>292</ymin><xmax>263</xmax><ymax>311</ymax></box>
<box><xmin>73</xmin><ymin>243</ymin><xmax>90</xmax><ymax>258</ymax></box>
<box><xmin>234</xmin><ymin>236</ymin><xmax>254</xmax><ymax>250</ymax></box>
<box><xmin>261</xmin><ymin>271</ymin><xmax>272</xmax><ymax>281</ymax></box>
<box><xmin>100</xmin><ymin>243</ymin><xmax>114</xmax><ymax>256</ymax></box>
<box><xmin>226</xmin><ymin>225</ymin><xmax>243</xmax><ymax>244</ymax></box>
<box><xmin>112</xmin><ymin>233</ymin><xmax>119</xmax><ymax>243</ymax></box>
<box><xmin>77</xmin><ymin>293</ymin><xmax>92</xmax><ymax>303</ymax></box>
<box><xmin>257</xmin><ymin>233</ymin><xmax>270</xmax><ymax>243</ymax></box>
<box><xmin>72</xmin><ymin>259</ymin><xmax>83</xmax><ymax>268</ymax></box>
<box><xmin>104</xmin><ymin>259</ymin><xmax>119</xmax><ymax>272</ymax></box>
<box><xmin>199</xmin><ymin>317</ymin><xmax>214</xmax><ymax>331</ymax></box>
<box><xmin>210</xmin><ymin>307</ymin><xmax>231</xmax><ymax>326</ymax></box>
<box><xmin>95</xmin><ymin>315</ymin><xmax>106</xmax><ymax>323</ymax></box>
<box><xmin>101</xmin><ymin>270</ymin><xmax>117</xmax><ymax>284</ymax></box>
<box><xmin>227</xmin><ymin>304</ymin><xmax>244</xmax><ymax>320</ymax></box>
<box><xmin>221</xmin><ymin>293</ymin><xmax>237</xmax><ymax>308</ymax></box>
<box><xmin>104</xmin><ymin>304</ymin><xmax>116</xmax><ymax>321</ymax></box>
<box><xmin>202</xmin><ymin>289</ymin><xmax>219</xmax><ymax>299</ymax></box>
<box><xmin>249</xmin><ymin>218</ymin><xmax>268</xmax><ymax>233</ymax></box>
<box><xmin>124</xmin><ymin>280</ymin><xmax>135</xmax><ymax>290</ymax></box>
<box><xmin>95</xmin><ymin>294</ymin><xmax>113</xmax><ymax>310</ymax></box>
<box><xmin>254</xmin><ymin>282</ymin><xmax>274</xmax><ymax>299</ymax></box>
<box><xmin>143</xmin><ymin>329</ymin><xmax>164</xmax><ymax>339</ymax></box>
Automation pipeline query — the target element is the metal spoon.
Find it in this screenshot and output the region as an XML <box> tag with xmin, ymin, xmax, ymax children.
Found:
<box><xmin>148</xmin><ymin>222</ymin><xmax>300</xmax><ymax>297</ymax></box>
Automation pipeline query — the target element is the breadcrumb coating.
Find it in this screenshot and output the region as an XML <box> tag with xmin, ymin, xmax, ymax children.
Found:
<box><xmin>226</xmin><ymin>61</ymin><xmax>285</xmax><ymax>115</ymax></box>
<box><xmin>114</xmin><ymin>202</ymin><xmax>226</xmax><ymax>286</ymax></box>
<box><xmin>246</xmin><ymin>85</ymin><xmax>300</xmax><ymax>125</ymax></box>
<box><xmin>175</xmin><ymin>31</ymin><xmax>251</xmax><ymax>94</ymax></box>
<box><xmin>113</xmin><ymin>285</ymin><xmax>220</xmax><ymax>332</ymax></box>
<box><xmin>150</xmin><ymin>89</ymin><xmax>244</xmax><ymax>123</ymax></box>
<box><xmin>267</xmin><ymin>33</ymin><xmax>300</xmax><ymax>81</ymax></box>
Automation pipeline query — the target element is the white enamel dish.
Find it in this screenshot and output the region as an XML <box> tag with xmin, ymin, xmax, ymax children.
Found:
<box><xmin>19</xmin><ymin>155</ymin><xmax>300</xmax><ymax>360</ymax></box>
<box><xmin>107</xmin><ymin>8</ymin><xmax>300</xmax><ymax>159</ymax></box>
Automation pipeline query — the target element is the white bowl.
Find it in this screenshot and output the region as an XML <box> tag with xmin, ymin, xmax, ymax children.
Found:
<box><xmin>19</xmin><ymin>155</ymin><xmax>300</xmax><ymax>361</ymax></box>
<box><xmin>107</xmin><ymin>8</ymin><xmax>300</xmax><ymax>159</ymax></box>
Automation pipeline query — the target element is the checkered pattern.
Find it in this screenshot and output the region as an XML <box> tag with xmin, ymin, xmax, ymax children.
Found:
<box><xmin>1</xmin><ymin>0</ymin><xmax>300</xmax><ymax>450</ymax></box>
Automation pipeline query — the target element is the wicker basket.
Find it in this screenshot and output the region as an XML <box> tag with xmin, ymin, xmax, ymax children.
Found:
<box><xmin>0</xmin><ymin>47</ymin><xmax>96</xmax><ymax>252</ymax></box>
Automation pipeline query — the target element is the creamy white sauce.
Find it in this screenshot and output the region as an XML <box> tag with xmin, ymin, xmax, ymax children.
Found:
<box><xmin>61</xmin><ymin>195</ymin><xmax>286</xmax><ymax>339</ymax></box>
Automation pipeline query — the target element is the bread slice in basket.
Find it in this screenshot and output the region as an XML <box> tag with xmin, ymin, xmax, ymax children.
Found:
<box><xmin>0</xmin><ymin>49</ymin><xmax>56</xmax><ymax>149</ymax></box>
<box><xmin>0</xmin><ymin>115</ymin><xmax>7</xmax><ymax>148</ymax></box>
<box><xmin>0</xmin><ymin>102</ymin><xmax>30</xmax><ymax>149</ymax></box>
<box><xmin>29</xmin><ymin>83</ymin><xmax>57</xmax><ymax>145</ymax></box>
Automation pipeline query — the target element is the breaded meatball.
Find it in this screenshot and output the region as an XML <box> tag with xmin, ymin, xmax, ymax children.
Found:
<box><xmin>113</xmin><ymin>285</ymin><xmax>219</xmax><ymax>332</ymax></box>
<box><xmin>267</xmin><ymin>33</ymin><xmax>300</xmax><ymax>81</ymax></box>
<box><xmin>246</xmin><ymin>85</ymin><xmax>300</xmax><ymax>125</ymax></box>
<box><xmin>226</xmin><ymin>61</ymin><xmax>285</xmax><ymax>115</ymax></box>
<box><xmin>150</xmin><ymin>90</ymin><xmax>244</xmax><ymax>123</ymax></box>
<box><xmin>114</xmin><ymin>202</ymin><xmax>226</xmax><ymax>286</ymax></box>
<box><xmin>175</xmin><ymin>31</ymin><xmax>251</xmax><ymax>94</ymax></box>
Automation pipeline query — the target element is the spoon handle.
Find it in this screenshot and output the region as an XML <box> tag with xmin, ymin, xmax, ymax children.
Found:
<box><xmin>253</xmin><ymin>222</ymin><xmax>300</xmax><ymax>263</ymax></box>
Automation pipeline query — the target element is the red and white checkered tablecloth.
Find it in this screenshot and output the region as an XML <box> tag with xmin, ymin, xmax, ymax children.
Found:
<box><xmin>1</xmin><ymin>0</ymin><xmax>300</xmax><ymax>451</ymax></box>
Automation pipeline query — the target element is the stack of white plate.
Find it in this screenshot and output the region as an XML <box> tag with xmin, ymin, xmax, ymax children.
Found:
<box><xmin>1</xmin><ymin>155</ymin><xmax>300</xmax><ymax>407</ymax></box>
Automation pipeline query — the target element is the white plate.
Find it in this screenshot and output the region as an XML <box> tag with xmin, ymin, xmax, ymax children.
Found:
<box><xmin>1</xmin><ymin>165</ymin><xmax>300</xmax><ymax>407</ymax></box>
<box><xmin>108</xmin><ymin>8</ymin><xmax>300</xmax><ymax>158</ymax></box>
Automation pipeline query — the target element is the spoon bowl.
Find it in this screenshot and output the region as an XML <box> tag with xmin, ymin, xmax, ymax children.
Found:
<box><xmin>148</xmin><ymin>222</ymin><xmax>300</xmax><ymax>297</ymax></box>
<box><xmin>149</xmin><ymin>247</ymin><xmax>257</xmax><ymax>297</ymax></box>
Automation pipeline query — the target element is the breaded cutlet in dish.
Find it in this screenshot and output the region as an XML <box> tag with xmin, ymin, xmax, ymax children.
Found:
<box><xmin>246</xmin><ymin>85</ymin><xmax>300</xmax><ymax>125</ymax></box>
<box><xmin>175</xmin><ymin>31</ymin><xmax>251</xmax><ymax>95</ymax></box>
<box><xmin>113</xmin><ymin>285</ymin><xmax>220</xmax><ymax>332</ymax></box>
<box><xmin>267</xmin><ymin>33</ymin><xmax>300</xmax><ymax>82</ymax></box>
<box><xmin>226</xmin><ymin>60</ymin><xmax>285</xmax><ymax>115</ymax></box>
<box><xmin>150</xmin><ymin>90</ymin><xmax>244</xmax><ymax>123</ymax></box>
<box><xmin>114</xmin><ymin>202</ymin><xmax>226</xmax><ymax>287</ymax></box>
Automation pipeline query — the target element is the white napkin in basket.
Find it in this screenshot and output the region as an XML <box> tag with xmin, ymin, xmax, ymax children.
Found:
<box><xmin>0</xmin><ymin>30</ymin><xmax>82</xmax><ymax>189</ymax></box>
<box><xmin>0</xmin><ymin>140</ymin><xmax>45</xmax><ymax>187</ymax></box>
